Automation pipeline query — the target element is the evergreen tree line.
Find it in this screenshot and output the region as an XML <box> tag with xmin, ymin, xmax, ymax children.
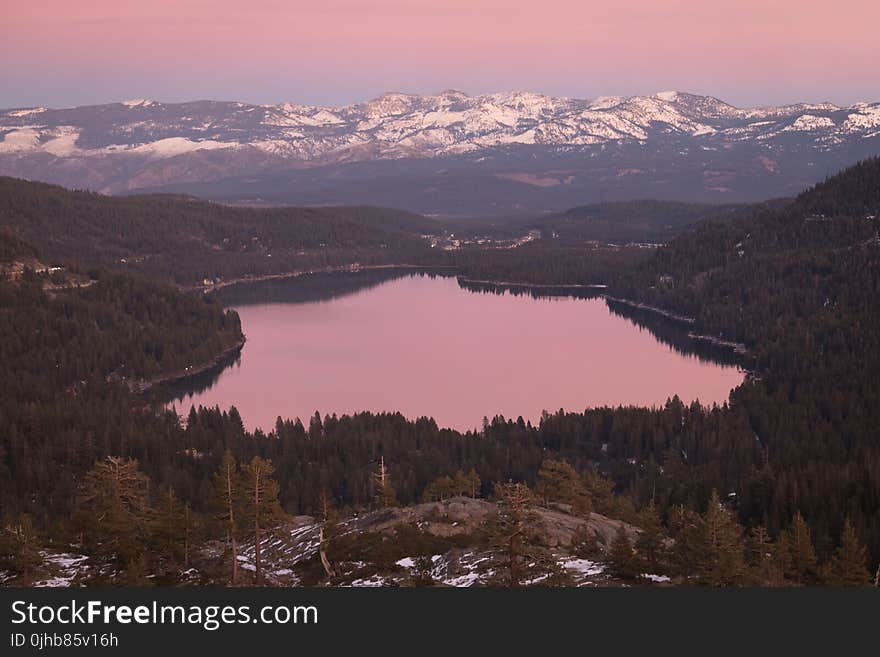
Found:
<box><xmin>6</xmin><ymin>453</ymin><xmax>871</xmax><ymax>587</ymax></box>
<box><xmin>2</xmin><ymin>160</ymin><xmax>879</xmax><ymax>586</ymax></box>
<box><xmin>607</xmin><ymin>158</ymin><xmax>880</xmax><ymax>563</ymax></box>
<box><xmin>535</xmin><ymin>199</ymin><xmax>747</xmax><ymax>243</ymax></box>
<box><xmin>0</xmin><ymin>176</ymin><xmax>445</xmax><ymax>285</ymax></box>
<box><xmin>2</xmin><ymin>451</ymin><xmax>285</xmax><ymax>586</ymax></box>
<box><xmin>0</xmin><ymin>272</ymin><xmax>242</xmax><ymax>401</ymax></box>
<box><xmin>500</xmin><ymin>459</ymin><xmax>874</xmax><ymax>587</ymax></box>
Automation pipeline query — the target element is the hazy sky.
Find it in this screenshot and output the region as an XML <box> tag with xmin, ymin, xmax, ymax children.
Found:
<box><xmin>4</xmin><ymin>0</ymin><xmax>878</xmax><ymax>109</ymax></box>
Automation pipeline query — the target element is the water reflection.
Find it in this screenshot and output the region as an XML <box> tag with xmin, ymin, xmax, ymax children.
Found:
<box><xmin>213</xmin><ymin>268</ymin><xmax>412</xmax><ymax>307</ymax></box>
<box><xmin>603</xmin><ymin>299</ymin><xmax>745</xmax><ymax>367</ymax></box>
<box><xmin>460</xmin><ymin>279</ymin><xmax>744</xmax><ymax>366</ymax></box>
<box><xmin>165</xmin><ymin>271</ymin><xmax>745</xmax><ymax>432</ymax></box>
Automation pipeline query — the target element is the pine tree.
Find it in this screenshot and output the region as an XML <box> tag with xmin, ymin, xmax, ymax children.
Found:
<box><xmin>668</xmin><ymin>504</ymin><xmax>709</xmax><ymax>578</ymax></box>
<box><xmin>536</xmin><ymin>459</ymin><xmax>578</xmax><ymax>505</ymax></box>
<box><xmin>464</xmin><ymin>468</ymin><xmax>481</xmax><ymax>498</ymax></box>
<box><xmin>781</xmin><ymin>512</ymin><xmax>818</xmax><ymax>585</ymax></box>
<box><xmin>581</xmin><ymin>471</ymin><xmax>617</xmax><ymax>517</ymax></box>
<box><xmin>698</xmin><ymin>490</ymin><xmax>747</xmax><ymax>587</ymax></box>
<box><xmin>211</xmin><ymin>449</ymin><xmax>242</xmax><ymax>584</ymax></box>
<box><xmin>372</xmin><ymin>457</ymin><xmax>397</xmax><ymax>509</ymax></box>
<box><xmin>483</xmin><ymin>482</ymin><xmax>571</xmax><ymax>587</ymax></box>
<box><xmin>487</xmin><ymin>482</ymin><xmax>536</xmax><ymax>587</ymax></box>
<box><xmin>635</xmin><ymin>502</ymin><xmax>667</xmax><ymax>572</ymax></box>
<box><xmin>824</xmin><ymin>520</ymin><xmax>871</xmax><ymax>587</ymax></box>
<box><xmin>746</xmin><ymin>525</ymin><xmax>780</xmax><ymax>586</ymax></box>
<box><xmin>309</xmin><ymin>412</ymin><xmax>323</xmax><ymax>439</ymax></box>
<box><xmin>536</xmin><ymin>459</ymin><xmax>593</xmax><ymax>518</ymax></box>
<box><xmin>241</xmin><ymin>456</ymin><xmax>285</xmax><ymax>585</ymax></box>
<box><xmin>70</xmin><ymin>456</ymin><xmax>150</xmax><ymax>574</ymax></box>
<box><xmin>428</xmin><ymin>475</ymin><xmax>456</xmax><ymax>501</ymax></box>
<box><xmin>451</xmin><ymin>470</ymin><xmax>470</xmax><ymax>497</ymax></box>
<box><xmin>0</xmin><ymin>514</ymin><xmax>43</xmax><ymax>586</ymax></box>
<box><xmin>608</xmin><ymin>524</ymin><xmax>639</xmax><ymax>580</ymax></box>
<box><xmin>151</xmin><ymin>486</ymin><xmax>187</xmax><ymax>570</ymax></box>
<box><xmin>182</xmin><ymin>502</ymin><xmax>198</xmax><ymax>570</ymax></box>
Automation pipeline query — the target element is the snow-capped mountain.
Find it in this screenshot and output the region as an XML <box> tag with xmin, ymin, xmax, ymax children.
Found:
<box><xmin>1</xmin><ymin>91</ymin><xmax>879</xmax><ymax>214</ymax></box>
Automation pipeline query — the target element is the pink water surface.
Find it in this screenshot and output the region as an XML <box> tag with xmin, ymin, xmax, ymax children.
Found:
<box><xmin>173</xmin><ymin>275</ymin><xmax>743</xmax><ymax>432</ymax></box>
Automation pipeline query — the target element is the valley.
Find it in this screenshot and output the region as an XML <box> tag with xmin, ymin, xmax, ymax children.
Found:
<box><xmin>4</xmin><ymin>4</ymin><xmax>879</xmax><ymax>652</ymax></box>
<box><xmin>1</xmin><ymin>158</ymin><xmax>879</xmax><ymax>588</ymax></box>
<box><xmin>168</xmin><ymin>272</ymin><xmax>743</xmax><ymax>433</ymax></box>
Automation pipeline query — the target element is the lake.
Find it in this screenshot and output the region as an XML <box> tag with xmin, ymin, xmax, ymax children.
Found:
<box><xmin>168</xmin><ymin>271</ymin><xmax>745</xmax><ymax>432</ymax></box>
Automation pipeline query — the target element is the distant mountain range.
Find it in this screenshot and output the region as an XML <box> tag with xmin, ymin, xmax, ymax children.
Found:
<box><xmin>2</xmin><ymin>91</ymin><xmax>879</xmax><ymax>215</ymax></box>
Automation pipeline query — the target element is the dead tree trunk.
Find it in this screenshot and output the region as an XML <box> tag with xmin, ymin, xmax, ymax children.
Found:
<box><xmin>254</xmin><ymin>468</ymin><xmax>262</xmax><ymax>585</ymax></box>
<box><xmin>319</xmin><ymin>527</ymin><xmax>336</xmax><ymax>578</ymax></box>
<box><xmin>226</xmin><ymin>462</ymin><xmax>238</xmax><ymax>584</ymax></box>
<box><xmin>319</xmin><ymin>490</ymin><xmax>336</xmax><ymax>579</ymax></box>
<box><xmin>184</xmin><ymin>504</ymin><xmax>191</xmax><ymax>569</ymax></box>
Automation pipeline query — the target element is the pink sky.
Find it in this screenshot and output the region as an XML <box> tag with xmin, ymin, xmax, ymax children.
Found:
<box><xmin>4</xmin><ymin>0</ymin><xmax>878</xmax><ymax>108</ymax></box>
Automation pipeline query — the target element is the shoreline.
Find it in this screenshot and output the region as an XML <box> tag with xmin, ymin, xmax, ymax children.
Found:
<box><xmin>686</xmin><ymin>331</ymin><xmax>749</xmax><ymax>355</ymax></box>
<box><xmin>131</xmin><ymin>336</ymin><xmax>247</xmax><ymax>394</ymax></box>
<box><xmin>178</xmin><ymin>269</ymin><xmax>749</xmax><ymax>385</ymax></box>
<box><xmin>187</xmin><ymin>263</ymin><xmax>455</xmax><ymax>293</ymax></box>
<box><xmin>603</xmin><ymin>295</ymin><xmax>749</xmax><ymax>356</ymax></box>
<box><xmin>602</xmin><ymin>295</ymin><xmax>697</xmax><ymax>324</ymax></box>
<box><xmin>457</xmin><ymin>277</ymin><xmax>608</xmax><ymax>290</ymax></box>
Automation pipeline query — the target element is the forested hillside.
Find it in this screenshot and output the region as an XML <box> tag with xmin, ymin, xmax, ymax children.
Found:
<box><xmin>453</xmin><ymin>241</ymin><xmax>651</xmax><ymax>285</ymax></box>
<box><xmin>535</xmin><ymin>200</ymin><xmax>750</xmax><ymax>243</ymax></box>
<box><xmin>610</xmin><ymin>157</ymin><xmax>880</xmax><ymax>562</ymax></box>
<box><xmin>0</xmin><ymin>272</ymin><xmax>242</xmax><ymax>400</ymax></box>
<box><xmin>0</xmin><ymin>177</ymin><xmax>442</xmax><ymax>284</ymax></box>
<box><xmin>1</xmin><ymin>162</ymin><xmax>879</xmax><ymax>587</ymax></box>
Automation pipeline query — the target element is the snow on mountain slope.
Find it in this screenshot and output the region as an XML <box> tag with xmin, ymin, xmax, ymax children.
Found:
<box><xmin>3</xmin><ymin>91</ymin><xmax>878</xmax><ymax>165</ymax></box>
<box><xmin>1</xmin><ymin>91</ymin><xmax>878</xmax><ymax>209</ymax></box>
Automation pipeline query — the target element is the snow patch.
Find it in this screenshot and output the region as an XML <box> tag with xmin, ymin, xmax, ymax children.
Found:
<box><xmin>784</xmin><ymin>115</ymin><xmax>835</xmax><ymax>132</ymax></box>
<box><xmin>42</xmin><ymin>126</ymin><xmax>82</xmax><ymax>156</ymax></box>
<box><xmin>2</xmin><ymin>92</ymin><xmax>879</xmax><ymax>165</ymax></box>
<box><xmin>32</xmin><ymin>552</ymin><xmax>89</xmax><ymax>587</ymax></box>
<box><xmin>654</xmin><ymin>90</ymin><xmax>679</xmax><ymax>102</ymax></box>
<box><xmin>691</xmin><ymin>125</ymin><xmax>717</xmax><ymax>137</ymax></box>
<box><xmin>561</xmin><ymin>558</ymin><xmax>604</xmax><ymax>577</ymax></box>
<box><xmin>6</xmin><ymin>107</ymin><xmax>46</xmax><ymax>117</ymax></box>
<box><xmin>589</xmin><ymin>96</ymin><xmax>624</xmax><ymax>110</ymax></box>
<box><xmin>128</xmin><ymin>137</ymin><xmax>237</xmax><ymax>157</ymax></box>
<box><xmin>842</xmin><ymin>105</ymin><xmax>880</xmax><ymax>133</ymax></box>
<box><xmin>0</xmin><ymin>126</ymin><xmax>42</xmax><ymax>153</ymax></box>
<box><xmin>349</xmin><ymin>575</ymin><xmax>389</xmax><ymax>587</ymax></box>
<box><xmin>121</xmin><ymin>98</ymin><xmax>157</xmax><ymax>108</ymax></box>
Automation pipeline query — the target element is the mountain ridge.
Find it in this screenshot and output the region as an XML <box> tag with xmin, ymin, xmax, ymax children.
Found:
<box><xmin>3</xmin><ymin>90</ymin><xmax>878</xmax><ymax>161</ymax></box>
<box><xmin>2</xmin><ymin>90</ymin><xmax>879</xmax><ymax>214</ymax></box>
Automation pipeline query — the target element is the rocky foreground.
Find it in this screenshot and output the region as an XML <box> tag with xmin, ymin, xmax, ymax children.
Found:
<box><xmin>6</xmin><ymin>497</ymin><xmax>675</xmax><ymax>588</ymax></box>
